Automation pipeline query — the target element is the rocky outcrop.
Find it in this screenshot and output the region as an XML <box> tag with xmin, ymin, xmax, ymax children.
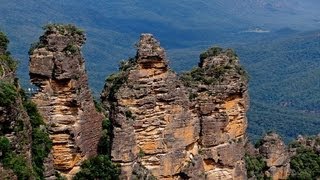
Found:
<box><xmin>258</xmin><ymin>133</ymin><xmax>290</xmax><ymax>179</ymax></box>
<box><xmin>101</xmin><ymin>34</ymin><xmax>249</xmax><ymax>179</ymax></box>
<box><xmin>246</xmin><ymin>133</ymin><xmax>290</xmax><ymax>180</ymax></box>
<box><xmin>29</xmin><ymin>24</ymin><xmax>103</xmax><ymax>178</ymax></box>
<box><xmin>294</xmin><ymin>134</ymin><xmax>320</xmax><ymax>153</ymax></box>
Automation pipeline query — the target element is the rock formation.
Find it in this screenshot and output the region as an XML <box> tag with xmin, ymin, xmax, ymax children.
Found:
<box><xmin>258</xmin><ymin>133</ymin><xmax>290</xmax><ymax>179</ymax></box>
<box><xmin>101</xmin><ymin>34</ymin><xmax>249</xmax><ymax>179</ymax></box>
<box><xmin>29</xmin><ymin>24</ymin><xmax>103</xmax><ymax>178</ymax></box>
<box><xmin>246</xmin><ymin>132</ymin><xmax>290</xmax><ymax>180</ymax></box>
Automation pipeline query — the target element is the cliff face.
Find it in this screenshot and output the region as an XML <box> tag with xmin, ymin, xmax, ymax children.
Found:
<box><xmin>101</xmin><ymin>34</ymin><xmax>249</xmax><ymax>179</ymax></box>
<box><xmin>0</xmin><ymin>32</ymin><xmax>32</xmax><ymax>179</ymax></box>
<box><xmin>29</xmin><ymin>24</ymin><xmax>103</xmax><ymax>178</ymax></box>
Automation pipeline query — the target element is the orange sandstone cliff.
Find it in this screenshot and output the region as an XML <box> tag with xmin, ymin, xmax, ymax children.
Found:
<box><xmin>29</xmin><ymin>25</ymin><xmax>103</xmax><ymax>178</ymax></box>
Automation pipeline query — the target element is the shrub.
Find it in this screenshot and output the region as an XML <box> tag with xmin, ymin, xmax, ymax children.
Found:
<box><xmin>63</xmin><ymin>43</ymin><xmax>78</xmax><ymax>54</ymax></box>
<box><xmin>2</xmin><ymin>153</ymin><xmax>33</xmax><ymax>179</ymax></box>
<box><xmin>245</xmin><ymin>154</ymin><xmax>269</xmax><ymax>179</ymax></box>
<box><xmin>0</xmin><ymin>54</ymin><xmax>18</xmax><ymax>72</ymax></box>
<box><xmin>43</xmin><ymin>24</ymin><xmax>84</xmax><ymax>36</ymax></box>
<box><xmin>23</xmin><ymin>100</ymin><xmax>52</xmax><ymax>179</ymax></box>
<box><xmin>0</xmin><ymin>81</ymin><xmax>17</xmax><ymax>106</ymax></box>
<box><xmin>199</xmin><ymin>46</ymin><xmax>223</xmax><ymax>62</ymax></box>
<box><xmin>73</xmin><ymin>155</ymin><xmax>120</xmax><ymax>180</ymax></box>
<box><xmin>0</xmin><ymin>31</ymin><xmax>9</xmax><ymax>52</ymax></box>
<box><xmin>0</xmin><ymin>136</ymin><xmax>10</xmax><ymax>157</ymax></box>
<box><xmin>106</xmin><ymin>72</ymin><xmax>127</xmax><ymax>101</ymax></box>
<box><xmin>0</xmin><ymin>136</ymin><xmax>32</xmax><ymax>179</ymax></box>
<box><xmin>119</xmin><ymin>57</ymin><xmax>136</xmax><ymax>71</ymax></box>
<box><xmin>28</xmin><ymin>42</ymin><xmax>44</xmax><ymax>55</ymax></box>
<box><xmin>97</xmin><ymin>119</ymin><xmax>112</xmax><ymax>156</ymax></box>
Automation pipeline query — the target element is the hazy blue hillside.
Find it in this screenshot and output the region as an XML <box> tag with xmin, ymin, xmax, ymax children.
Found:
<box><xmin>1</xmin><ymin>0</ymin><xmax>320</xmax><ymax>90</ymax></box>
<box><xmin>233</xmin><ymin>31</ymin><xmax>320</xmax><ymax>141</ymax></box>
<box><xmin>1</xmin><ymin>0</ymin><xmax>320</xmax><ymax>142</ymax></box>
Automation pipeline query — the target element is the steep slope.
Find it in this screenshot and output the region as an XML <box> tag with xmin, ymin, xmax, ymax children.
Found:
<box><xmin>29</xmin><ymin>24</ymin><xmax>103</xmax><ymax>178</ymax></box>
<box><xmin>101</xmin><ymin>34</ymin><xmax>249</xmax><ymax>179</ymax></box>
<box><xmin>0</xmin><ymin>32</ymin><xmax>33</xmax><ymax>179</ymax></box>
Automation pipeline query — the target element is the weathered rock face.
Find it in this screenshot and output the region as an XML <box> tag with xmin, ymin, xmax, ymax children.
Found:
<box><xmin>29</xmin><ymin>24</ymin><xmax>103</xmax><ymax>178</ymax></box>
<box><xmin>259</xmin><ymin>133</ymin><xmax>290</xmax><ymax>180</ymax></box>
<box><xmin>182</xmin><ymin>47</ymin><xmax>249</xmax><ymax>180</ymax></box>
<box><xmin>101</xmin><ymin>35</ymin><xmax>249</xmax><ymax>179</ymax></box>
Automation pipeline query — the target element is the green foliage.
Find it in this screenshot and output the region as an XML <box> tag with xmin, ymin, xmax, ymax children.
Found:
<box><xmin>0</xmin><ymin>136</ymin><xmax>33</xmax><ymax>179</ymax></box>
<box><xmin>97</xmin><ymin>119</ymin><xmax>112</xmax><ymax>156</ymax></box>
<box><xmin>2</xmin><ymin>153</ymin><xmax>33</xmax><ymax>179</ymax></box>
<box><xmin>0</xmin><ymin>54</ymin><xmax>18</xmax><ymax>75</ymax></box>
<box><xmin>76</xmin><ymin>118</ymin><xmax>120</xmax><ymax>179</ymax></box>
<box><xmin>106</xmin><ymin>72</ymin><xmax>127</xmax><ymax>101</ymax></box>
<box><xmin>138</xmin><ymin>148</ymin><xmax>145</xmax><ymax>158</ymax></box>
<box><xmin>0</xmin><ymin>31</ymin><xmax>17</xmax><ymax>76</ymax></box>
<box><xmin>31</xmin><ymin>128</ymin><xmax>52</xmax><ymax>178</ymax></box>
<box><xmin>119</xmin><ymin>57</ymin><xmax>136</xmax><ymax>71</ymax></box>
<box><xmin>94</xmin><ymin>99</ymin><xmax>103</xmax><ymax>113</ymax></box>
<box><xmin>23</xmin><ymin>99</ymin><xmax>52</xmax><ymax>179</ymax></box>
<box><xmin>43</xmin><ymin>23</ymin><xmax>84</xmax><ymax>36</ymax></box>
<box><xmin>125</xmin><ymin>110</ymin><xmax>135</xmax><ymax>120</ymax></box>
<box><xmin>28</xmin><ymin>41</ymin><xmax>44</xmax><ymax>55</ymax></box>
<box><xmin>0</xmin><ymin>136</ymin><xmax>10</xmax><ymax>156</ymax></box>
<box><xmin>245</xmin><ymin>154</ymin><xmax>269</xmax><ymax>179</ymax></box>
<box><xmin>0</xmin><ymin>31</ymin><xmax>9</xmax><ymax>52</ymax></box>
<box><xmin>63</xmin><ymin>43</ymin><xmax>78</xmax><ymax>54</ymax></box>
<box><xmin>73</xmin><ymin>155</ymin><xmax>120</xmax><ymax>180</ymax></box>
<box><xmin>180</xmin><ymin>65</ymin><xmax>230</xmax><ymax>87</ymax></box>
<box><xmin>23</xmin><ymin>100</ymin><xmax>43</xmax><ymax>127</ymax></box>
<box><xmin>0</xmin><ymin>81</ymin><xmax>17</xmax><ymax>106</ymax></box>
<box><xmin>55</xmin><ymin>172</ymin><xmax>67</xmax><ymax>180</ymax></box>
<box><xmin>289</xmin><ymin>146</ymin><xmax>320</xmax><ymax>179</ymax></box>
<box><xmin>199</xmin><ymin>47</ymin><xmax>238</xmax><ymax>64</ymax></box>
<box><xmin>199</xmin><ymin>46</ymin><xmax>223</xmax><ymax>61</ymax></box>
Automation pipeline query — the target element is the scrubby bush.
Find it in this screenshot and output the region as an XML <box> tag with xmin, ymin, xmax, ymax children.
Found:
<box><xmin>0</xmin><ymin>81</ymin><xmax>17</xmax><ymax>106</ymax></box>
<box><xmin>0</xmin><ymin>136</ymin><xmax>32</xmax><ymax>179</ymax></box>
<box><xmin>199</xmin><ymin>46</ymin><xmax>223</xmax><ymax>61</ymax></box>
<box><xmin>0</xmin><ymin>136</ymin><xmax>10</xmax><ymax>156</ymax></box>
<box><xmin>63</xmin><ymin>43</ymin><xmax>78</xmax><ymax>54</ymax></box>
<box><xmin>97</xmin><ymin>119</ymin><xmax>112</xmax><ymax>156</ymax></box>
<box><xmin>73</xmin><ymin>155</ymin><xmax>120</xmax><ymax>180</ymax></box>
<box><xmin>43</xmin><ymin>24</ymin><xmax>84</xmax><ymax>36</ymax></box>
<box><xmin>23</xmin><ymin>100</ymin><xmax>52</xmax><ymax>179</ymax></box>
<box><xmin>0</xmin><ymin>31</ymin><xmax>9</xmax><ymax>52</ymax></box>
<box><xmin>245</xmin><ymin>154</ymin><xmax>269</xmax><ymax>179</ymax></box>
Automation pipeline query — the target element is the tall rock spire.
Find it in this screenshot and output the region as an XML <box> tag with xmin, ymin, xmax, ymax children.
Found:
<box><xmin>29</xmin><ymin>24</ymin><xmax>103</xmax><ymax>179</ymax></box>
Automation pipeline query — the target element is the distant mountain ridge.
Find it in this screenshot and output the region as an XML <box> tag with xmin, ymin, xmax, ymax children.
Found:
<box><xmin>1</xmin><ymin>0</ymin><xmax>320</xmax><ymax>142</ymax></box>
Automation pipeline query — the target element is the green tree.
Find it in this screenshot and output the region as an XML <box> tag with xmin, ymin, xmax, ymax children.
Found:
<box><xmin>289</xmin><ymin>147</ymin><xmax>320</xmax><ymax>179</ymax></box>
<box><xmin>73</xmin><ymin>155</ymin><xmax>120</xmax><ymax>180</ymax></box>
